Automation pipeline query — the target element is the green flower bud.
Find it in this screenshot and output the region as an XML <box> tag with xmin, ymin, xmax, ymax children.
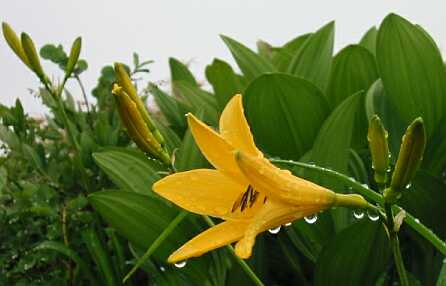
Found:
<box><xmin>2</xmin><ymin>22</ymin><xmax>31</xmax><ymax>69</ymax></box>
<box><xmin>112</xmin><ymin>84</ymin><xmax>170</xmax><ymax>164</ymax></box>
<box><xmin>21</xmin><ymin>32</ymin><xmax>47</xmax><ymax>81</ymax></box>
<box><xmin>367</xmin><ymin>115</ymin><xmax>390</xmax><ymax>185</ymax></box>
<box><xmin>385</xmin><ymin>117</ymin><xmax>426</xmax><ymax>204</ymax></box>
<box><xmin>65</xmin><ymin>37</ymin><xmax>82</xmax><ymax>79</ymax></box>
<box><xmin>114</xmin><ymin>63</ymin><xmax>166</xmax><ymax>148</ymax></box>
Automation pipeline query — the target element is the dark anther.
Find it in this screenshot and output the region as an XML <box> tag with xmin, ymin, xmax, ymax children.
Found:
<box><xmin>232</xmin><ymin>185</ymin><xmax>261</xmax><ymax>213</ymax></box>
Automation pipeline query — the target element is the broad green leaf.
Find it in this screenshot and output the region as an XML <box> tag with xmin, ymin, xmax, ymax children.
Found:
<box><xmin>220</xmin><ymin>35</ymin><xmax>275</xmax><ymax>81</ymax></box>
<box><xmin>359</xmin><ymin>27</ymin><xmax>378</xmax><ymax>56</ymax></box>
<box><xmin>424</xmin><ymin>114</ymin><xmax>446</xmax><ymax>174</ymax></box>
<box><xmin>22</xmin><ymin>143</ymin><xmax>44</xmax><ymax>173</ymax></box>
<box><xmin>437</xmin><ymin>262</ymin><xmax>446</xmax><ymax>286</ymax></box>
<box><xmin>169</xmin><ymin>57</ymin><xmax>198</xmax><ymax>86</ymax></box>
<box><xmin>149</xmin><ymin>82</ymin><xmax>188</xmax><ymax>132</ymax></box>
<box><xmin>272</xmin><ymin>33</ymin><xmax>311</xmax><ymax>72</ymax></box>
<box><xmin>400</xmin><ymin>170</ymin><xmax>446</xmax><ymax>238</ymax></box>
<box><xmin>205</xmin><ymin>58</ymin><xmax>244</xmax><ymax>111</ymax></box>
<box><xmin>153</xmin><ymin>117</ymin><xmax>182</xmax><ymax>153</ymax></box>
<box><xmin>173</xmin><ymin>81</ymin><xmax>218</xmax><ymax>126</ymax></box>
<box><xmin>88</xmin><ymin>191</ymin><xmax>214</xmax><ymax>285</ymax></box>
<box><xmin>82</xmin><ymin>228</ymin><xmax>119</xmax><ymax>286</ymax></box>
<box><xmin>256</xmin><ymin>40</ymin><xmax>274</xmax><ymax>61</ymax></box>
<box><xmin>93</xmin><ymin>147</ymin><xmax>166</xmax><ymax>195</ymax></box>
<box><xmin>244</xmin><ymin>73</ymin><xmax>329</xmax><ymax>160</ymax></box>
<box><xmin>365</xmin><ymin>79</ymin><xmax>407</xmax><ymax>158</ymax></box>
<box><xmin>310</xmin><ymin>92</ymin><xmax>364</xmax><ymax>230</ymax></box>
<box><xmin>288</xmin><ymin>22</ymin><xmax>334</xmax><ymax>91</ymax></box>
<box><xmin>376</xmin><ymin>13</ymin><xmax>446</xmax><ymax>137</ymax></box>
<box><xmin>326</xmin><ymin>45</ymin><xmax>378</xmax><ymax>109</ymax></box>
<box><xmin>314</xmin><ymin>221</ymin><xmax>391</xmax><ymax>286</ymax></box>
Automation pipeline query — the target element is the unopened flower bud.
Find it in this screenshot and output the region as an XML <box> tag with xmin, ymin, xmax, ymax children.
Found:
<box><xmin>112</xmin><ymin>83</ymin><xmax>170</xmax><ymax>164</ymax></box>
<box><xmin>367</xmin><ymin>115</ymin><xmax>390</xmax><ymax>186</ymax></box>
<box><xmin>385</xmin><ymin>117</ymin><xmax>426</xmax><ymax>204</ymax></box>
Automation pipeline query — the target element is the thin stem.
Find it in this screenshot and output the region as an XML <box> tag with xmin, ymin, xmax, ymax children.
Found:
<box><xmin>74</xmin><ymin>75</ymin><xmax>90</xmax><ymax>114</ymax></box>
<box><xmin>123</xmin><ymin>211</ymin><xmax>188</xmax><ymax>283</ymax></box>
<box><xmin>384</xmin><ymin>202</ymin><xmax>409</xmax><ymax>285</ymax></box>
<box><xmin>270</xmin><ymin>159</ymin><xmax>446</xmax><ymax>257</ymax></box>
<box><xmin>203</xmin><ymin>216</ymin><xmax>265</xmax><ymax>286</ymax></box>
<box><xmin>391</xmin><ymin>235</ymin><xmax>409</xmax><ymax>286</ymax></box>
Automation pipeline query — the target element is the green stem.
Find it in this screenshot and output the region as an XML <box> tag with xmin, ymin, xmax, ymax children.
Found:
<box><xmin>203</xmin><ymin>216</ymin><xmax>265</xmax><ymax>286</ymax></box>
<box><xmin>390</xmin><ymin>232</ymin><xmax>409</xmax><ymax>286</ymax></box>
<box><xmin>384</xmin><ymin>202</ymin><xmax>409</xmax><ymax>285</ymax></box>
<box><xmin>123</xmin><ymin>211</ymin><xmax>188</xmax><ymax>283</ymax></box>
<box><xmin>270</xmin><ymin>159</ymin><xmax>446</xmax><ymax>257</ymax></box>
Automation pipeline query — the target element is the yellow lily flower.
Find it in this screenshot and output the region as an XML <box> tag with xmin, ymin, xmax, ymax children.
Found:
<box><xmin>153</xmin><ymin>94</ymin><xmax>369</xmax><ymax>263</ymax></box>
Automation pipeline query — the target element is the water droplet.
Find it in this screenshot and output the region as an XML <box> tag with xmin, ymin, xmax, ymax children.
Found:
<box><xmin>160</xmin><ymin>266</ymin><xmax>166</xmax><ymax>272</ymax></box>
<box><xmin>174</xmin><ymin>261</ymin><xmax>187</xmax><ymax>268</ymax></box>
<box><xmin>367</xmin><ymin>210</ymin><xmax>379</xmax><ymax>221</ymax></box>
<box><xmin>414</xmin><ymin>218</ymin><xmax>420</xmax><ymax>223</ymax></box>
<box><xmin>304</xmin><ymin>214</ymin><xmax>318</xmax><ymax>224</ymax></box>
<box><xmin>268</xmin><ymin>226</ymin><xmax>281</xmax><ymax>234</ymax></box>
<box><xmin>361</xmin><ymin>183</ymin><xmax>369</xmax><ymax>189</ymax></box>
<box><xmin>443</xmin><ymin>258</ymin><xmax>446</xmax><ymax>264</ymax></box>
<box><xmin>284</xmin><ymin>222</ymin><xmax>292</xmax><ymax>227</ymax></box>
<box><xmin>353</xmin><ymin>210</ymin><xmax>364</xmax><ymax>219</ymax></box>
<box><xmin>405</xmin><ymin>183</ymin><xmax>412</xmax><ymax>190</ymax></box>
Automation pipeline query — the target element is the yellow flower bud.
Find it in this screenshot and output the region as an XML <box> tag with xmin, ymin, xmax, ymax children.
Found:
<box><xmin>112</xmin><ymin>84</ymin><xmax>170</xmax><ymax>164</ymax></box>
<box><xmin>114</xmin><ymin>63</ymin><xmax>166</xmax><ymax>147</ymax></box>
<box><xmin>367</xmin><ymin>115</ymin><xmax>390</xmax><ymax>185</ymax></box>
<box><xmin>385</xmin><ymin>117</ymin><xmax>426</xmax><ymax>203</ymax></box>
<box><xmin>20</xmin><ymin>32</ymin><xmax>46</xmax><ymax>80</ymax></box>
<box><xmin>2</xmin><ymin>22</ymin><xmax>31</xmax><ymax>69</ymax></box>
<box><xmin>65</xmin><ymin>37</ymin><xmax>82</xmax><ymax>79</ymax></box>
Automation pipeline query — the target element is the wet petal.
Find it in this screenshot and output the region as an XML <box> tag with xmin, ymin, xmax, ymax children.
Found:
<box><xmin>153</xmin><ymin>169</ymin><xmax>245</xmax><ymax>218</ymax></box>
<box><xmin>235</xmin><ymin>151</ymin><xmax>336</xmax><ymax>206</ymax></box>
<box><xmin>219</xmin><ymin>94</ymin><xmax>262</xmax><ymax>157</ymax></box>
<box><xmin>168</xmin><ymin>220</ymin><xmax>246</xmax><ymax>263</ymax></box>
<box><xmin>235</xmin><ymin>200</ymin><xmax>319</xmax><ymax>259</ymax></box>
<box><xmin>187</xmin><ymin>113</ymin><xmax>246</xmax><ymax>183</ymax></box>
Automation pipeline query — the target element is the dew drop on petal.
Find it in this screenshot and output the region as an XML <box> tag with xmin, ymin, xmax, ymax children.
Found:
<box><xmin>304</xmin><ymin>214</ymin><xmax>318</xmax><ymax>224</ymax></box>
<box><xmin>174</xmin><ymin>261</ymin><xmax>187</xmax><ymax>268</ymax></box>
<box><xmin>268</xmin><ymin>226</ymin><xmax>281</xmax><ymax>234</ymax></box>
<box><xmin>367</xmin><ymin>210</ymin><xmax>379</xmax><ymax>221</ymax></box>
<box><xmin>353</xmin><ymin>209</ymin><xmax>364</xmax><ymax>219</ymax></box>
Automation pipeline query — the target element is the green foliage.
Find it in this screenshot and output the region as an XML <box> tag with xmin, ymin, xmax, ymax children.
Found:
<box><xmin>2</xmin><ymin>12</ymin><xmax>446</xmax><ymax>286</ymax></box>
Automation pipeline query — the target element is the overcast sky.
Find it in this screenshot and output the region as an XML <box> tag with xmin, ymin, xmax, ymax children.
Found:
<box><xmin>1</xmin><ymin>1</ymin><xmax>445</xmax><ymax>115</ymax></box>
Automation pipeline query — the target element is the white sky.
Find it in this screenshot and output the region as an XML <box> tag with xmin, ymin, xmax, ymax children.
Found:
<box><xmin>1</xmin><ymin>1</ymin><xmax>446</xmax><ymax>115</ymax></box>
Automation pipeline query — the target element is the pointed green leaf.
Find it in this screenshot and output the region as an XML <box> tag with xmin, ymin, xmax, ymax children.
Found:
<box><xmin>359</xmin><ymin>27</ymin><xmax>378</xmax><ymax>56</ymax></box>
<box><xmin>173</xmin><ymin>81</ymin><xmax>218</xmax><ymax>126</ymax></box>
<box><xmin>93</xmin><ymin>147</ymin><xmax>166</xmax><ymax>195</ymax></box>
<box><xmin>244</xmin><ymin>73</ymin><xmax>329</xmax><ymax>160</ymax></box>
<box><xmin>88</xmin><ymin>191</ymin><xmax>214</xmax><ymax>284</ymax></box>
<box><xmin>376</xmin><ymin>13</ymin><xmax>446</xmax><ymax>137</ymax></box>
<box><xmin>326</xmin><ymin>45</ymin><xmax>378</xmax><ymax>109</ymax></box>
<box><xmin>205</xmin><ymin>58</ymin><xmax>244</xmax><ymax>111</ymax></box>
<box><xmin>288</xmin><ymin>22</ymin><xmax>335</xmax><ymax>91</ymax></box>
<box><xmin>272</xmin><ymin>33</ymin><xmax>311</xmax><ymax>72</ymax></box>
<box><xmin>314</xmin><ymin>221</ymin><xmax>391</xmax><ymax>286</ymax></box>
<box><xmin>220</xmin><ymin>35</ymin><xmax>275</xmax><ymax>81</ymax></box>
<box><xmin>169</xmin><ymin>57</ymin><xmax>198</xmax><ymax>86</ymax></box>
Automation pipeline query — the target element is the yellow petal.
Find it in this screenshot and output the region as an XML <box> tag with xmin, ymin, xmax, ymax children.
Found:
<box><xmin>235</xmin><ymin>151</ymin><xmax>336</xmax><ymax>207</ymax></box>
<box><xmin>235</xmin><ymin>199</ymin><xmax>319</xmax><ymax>259</ymax></box>
<box><xmin>187</xmin><ymin>113</ymin><xmax>246</xmax><ymax>183</ymax></box>
<box><xmin>153</xmin><ymin>169</ymin><xmax>247</xmax><ymax>218</ymax></box>
<box><xmin>219</xmin><ymin>94</ymin><xmax>262</xmax><ymax>157</ymax></box>
<box><xmin>168</xmin><ymin>220</ymin><xmax>246</xmax><ymax>263</ymax></box>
